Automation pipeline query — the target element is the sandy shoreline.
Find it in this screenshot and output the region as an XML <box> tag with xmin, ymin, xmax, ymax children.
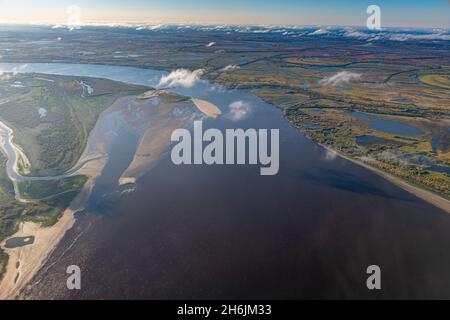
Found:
<box><xmin>0</xmin><ymin>179</ymin><xmax>94</xmax><ymax>299</ymax></box>
<box><xmin>321</xmin><ymin>144</ymin><xmax>450</xmax><ymax>214</ymax></box>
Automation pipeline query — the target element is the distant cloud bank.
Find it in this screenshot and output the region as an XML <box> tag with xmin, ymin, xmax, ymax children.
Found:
<box><xmin>40</xmin><ymin>23</ymin><xmax>450</xmax><ymax>43</ymax></box>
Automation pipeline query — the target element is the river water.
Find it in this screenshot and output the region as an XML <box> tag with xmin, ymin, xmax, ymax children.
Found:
<box><xmin>1</xmin><ymin>63</ymin><xmax>450</xmax><ymax>299</ymax></box>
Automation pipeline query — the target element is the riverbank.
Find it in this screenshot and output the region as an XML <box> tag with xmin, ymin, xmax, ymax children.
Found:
<box><xmin>321</xmin><ymin>144</ymin><xmax>450</xmax><ymax>214</ymax></box>
<box><xmin>0</xmin><ymin>178</ymin><xmax>93</xmax><ymax>299</ymax></box>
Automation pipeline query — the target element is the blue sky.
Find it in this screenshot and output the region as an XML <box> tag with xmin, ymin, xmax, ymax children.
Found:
<box><xmin>0</xmin><ymin>0</ymin><xmax>449</xmax><ymax>28</ymax></box>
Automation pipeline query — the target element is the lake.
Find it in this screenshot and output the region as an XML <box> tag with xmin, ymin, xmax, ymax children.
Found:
<box><xmin>348</xmin><ymin>111</ymin><xmax>424</xmax><ymax>137</ymax></box>
<box><xmin>356</xmin><ymin>135</ymin><xmax>386</xmax><ymax>144</ymax></box>
<box><xmin>1</xmin><ymin>63</ymin><xmax>450</xmax><ymax>299</ymax></box>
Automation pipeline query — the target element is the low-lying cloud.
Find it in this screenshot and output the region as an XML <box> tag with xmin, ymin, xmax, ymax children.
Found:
<box><xmin>219</xmin><ymin>64</ymin><xmax>240</xmax><ymax>72</ymax></box>
<box><xmin>158</xmin><ymin>69</ymin><xmax>204</xmax><ymax>88</ymax></box>
<box><xmin>388</xmin><ymin>33</ymin><xmax>450</xmax><ymax>41</ymax></box>
<box><xmin>227</xmin><ymin>100</ymin><xmax>252</xmax><ymax>122</ymax></box>
<box><xmin>0</xmin><ymin>71</ymin><xmax>9</xmax><ymax>81</ymax></box>
<box><xmin>309</xmin><ymin>28</ymin><xmax>329</xmax><ymax>36</ymax></box>
<box><xmin>319</xmin><ymin>71</ymin><xmax>362</xmax><ymax>87</ymax></box>
<box><xmin>0</xmin><ymin>64</ymin><xmax>29</xmax><ymax>80</ymax></box>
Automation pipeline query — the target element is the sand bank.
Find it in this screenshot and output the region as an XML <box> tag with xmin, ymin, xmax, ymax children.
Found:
<box><xmin>119</xmin><ymin>121</ymin><xmax>176</xmax><ymax>185</ymax></box>
<box><xmin>192</xmin><ymin>98</ymin><xmax>222</xmax><ymax>118</ymax></box>
<box><xmin>137</xmin><ymin>89</ymin><xmax>161</xmax><ymax>100</ymax></box>
<box><xmin>0</xmin><ymin>213</ymin><xmax>75</xmax><ymax>299</ymax></box>
<box><xmin>119</xmin><ymin>100</ymin><xmax>196</xmax><ymax>185</ymax></box>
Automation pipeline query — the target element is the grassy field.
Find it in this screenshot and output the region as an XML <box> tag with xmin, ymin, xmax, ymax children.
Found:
<box><xmin>18</xmin><ymin>175</ymin><xmax>88</xmax><ymax>201</ymax></box>
<box><xmin>420</xmin><ymin>74</ymin><xmax>450</xmax><ymax>90</ymax></box>
<box><xmin>0</xmin><ymin>153</ymin><xmax>14</xmax><ymax>201</ymax></box>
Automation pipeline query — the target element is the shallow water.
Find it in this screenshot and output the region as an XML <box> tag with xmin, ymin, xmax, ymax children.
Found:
<box><xmin>356</xmin><ymin>135</ymin><xmax>386</xmax><ymax>144</ymax></box>
<box><xmin>4</xmin><ymin>236</ymin><xmax>35</xmax><ymax>249</ymax></box>
<box><xmin>0</xmin><ymin>123</ymin><xmax>17</xmax><ymax>177</ymax></box>
<box><xmin>432</xmin><ymin>135</ymin><xmax>442</xmax><ymax>153</ymax></box>
<box><xmin>3</xmin><ymin>63</ymin><xmax>450</xmax><ymax>299</ymax></box>
<box><xmin>348</xmin><ymin>111</ymin><xmax>424</xmax><ymax>137</ymax></box>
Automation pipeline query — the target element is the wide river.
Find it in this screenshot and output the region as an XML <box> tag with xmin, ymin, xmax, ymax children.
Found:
<box><xmin>1</xmin><ymin>63</ymin><xmax>450</xmax><ymax>299</ymax></box>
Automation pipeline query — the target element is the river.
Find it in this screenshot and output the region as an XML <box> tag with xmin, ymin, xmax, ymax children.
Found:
<box><xmin>1</xmin><ymin>63</ymin><xmax>450</xmax><ymax>299</ymax></box>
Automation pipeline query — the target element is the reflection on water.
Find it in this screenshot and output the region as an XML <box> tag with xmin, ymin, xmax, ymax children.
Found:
<box><xmin>432</xmin><ymin>134</ymin><xmax>442</xmax><ymax>153</ymax></box>
<box><xmin>348</xmin><ymin>111</ymin><xmax>424</xmax><ymax>137</ymax></box>
<box><xmin>432</xmin><ymin>129</ymin><xmax>450</xmax><ymax>153</ymax></box>
<box><xmin>4</xmin><ymin>63</ymin><xmax>450</xmax><ymax>300</ymax></box>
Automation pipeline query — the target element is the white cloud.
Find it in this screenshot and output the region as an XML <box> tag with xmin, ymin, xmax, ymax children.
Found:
<box><xmin>0</xmin><ymin>71</ymin><xmax>10</xmax><ymax>81</ymax></box>
<box><xmin>12</xmin><ymin>64</ymin><xmax>29</xmax><ymax>75</ymax></box>
<box><xmin>38</xmin><ymin>107</ymin><xmax>47</xmax><ymax>119</ymax></box>
<box><xmin>347</xmin><ymin>31</ymin><xmax>368</xmax><ymax>39</ymax></box>
<box><xmin>157</xmin><ymin>69</ymin><xmax>204</xmax><ymax>88</ymax></box>
<box><xmin>324</xmin><ymin>149</ymin><xmax>337</xmax><ymax>161</ymax></box>
<box><xmin>219</xmin><ymin>64</ymin><xmax>240</xmax><ymax>72</ymax></box>
<box><xmin>388</xmin><ymin>33</ymin><xmax>450</xmax><ymax>41</ymax></box>
<box><xmin>342</xmin><ymin>27</ymin><xmax>450</xmax><ymax>42</ymax></box>
<box><xmin>0</xmin><ymin>64</ymin><xmax>29</xmax><ymax>80</ymax></box>
<box><xmin>319</xmin><ymin>71</ymin><xmax>362</xmax><ymax>87</ymax></box>
<box><xmin>309</xmin><ymin>28</ymin><xmax>329</xmax><ymax>35</ymax></box>
<box><xmin>148</xmin><ymin>24</ymin><xmax>164</xmax><ymax>30</ymax></box>
<box><xmin>227</xmin><ymin>100</ymin><xmax>252</xmax><ymax>122</ymax></box>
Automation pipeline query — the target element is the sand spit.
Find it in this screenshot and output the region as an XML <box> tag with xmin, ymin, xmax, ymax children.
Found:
<box><xmin>192</xmin><ymin>98</ymin><xmax>222</xmax><ymax>118</ymax></box>
<box><xmin>119</xmin><ymin>95</ymin><xmax>222</xmax><ymax>185</ymax></box>
<box><xmin>119</xmin><ymin>118</ymin><xmax>179</xmax><ymax>185</ymax></box>
<box><xmin>137</xmin><ymin>89</ymin><xmax>163</xmax><ymax>100</ymax></box>
<box><xmin>119</xmin><ymin>94</ymin><xmax>201</xmax><ymax>185</ymax></box>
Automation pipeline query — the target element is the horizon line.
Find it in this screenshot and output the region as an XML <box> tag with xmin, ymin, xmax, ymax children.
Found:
<box><xmin>0</xmin><ymin>21</ymin><xmax>449</xmax><ymax>31</ymax></box>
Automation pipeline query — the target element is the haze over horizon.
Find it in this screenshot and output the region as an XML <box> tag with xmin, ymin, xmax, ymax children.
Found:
<box><xmin>0</xmin><ymin>0</ymin><xmax>449</xmax><ymax>29</ymax></box>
